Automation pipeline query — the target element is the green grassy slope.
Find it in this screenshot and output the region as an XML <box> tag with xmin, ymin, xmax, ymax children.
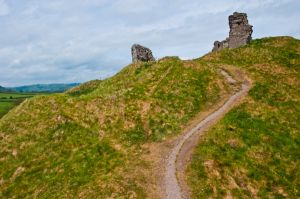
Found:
<box><xmin>0</xmin><ymin>92</ymin><xmax>40</xmax><ymax>118</ymax></box>
<box><xmin>187</xmin><ymin>37</ymin><xmax>300</xmax><ymax>198</ymax></box>
<box><xmin>0</xmin><ymin>57</ymin><xmax>227</xmax><ymax>198</ymax></box>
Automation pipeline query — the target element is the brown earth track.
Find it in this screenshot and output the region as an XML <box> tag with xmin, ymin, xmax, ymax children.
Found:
<box><xmin>163</xmin><ymin>69</ymin><xmax>251</xmax><ymax>199</ymax></box>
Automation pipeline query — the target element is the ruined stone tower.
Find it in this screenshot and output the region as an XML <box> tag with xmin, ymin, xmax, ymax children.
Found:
<box><xmin>212</xmin><ymin>12</ymin><xmax>253</xmax><ymax>52</ymax></box>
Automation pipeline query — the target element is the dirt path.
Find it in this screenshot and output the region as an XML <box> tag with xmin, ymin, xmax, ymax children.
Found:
<box><xmin>164</xmin><ymin>70</ymin><xmax>251</xmax><ymax>199</ymax></box>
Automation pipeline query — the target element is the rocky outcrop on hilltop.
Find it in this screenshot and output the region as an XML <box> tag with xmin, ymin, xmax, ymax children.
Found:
<box><xmin>131</xmin><ymin>44</ymin><xmax>155</xmax><ymax>63</ymax></box>
<box><xmin>212</xmin><ymin>12</ymin><xmax>253</xmax><ymax>52</ymax></box>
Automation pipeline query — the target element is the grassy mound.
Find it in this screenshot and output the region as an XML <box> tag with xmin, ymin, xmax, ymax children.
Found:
<box><xmin>0</xmin><ymin>57</ymin><xmax>226</xmax><ymax>198</ymax></box>
<box><xmin>0</xmin><ymin>92</ymin><xmax>40</xmax><ymax>118</ymax></box>
<box><xmin>2</xmin><ymin>36</ymin><xmax>298</xmax><ymax>199</ymax></box>
<box><xmin>187</xmin><ymin>36</ymin><xmax>300</xmax><ymax>198</ymax></box>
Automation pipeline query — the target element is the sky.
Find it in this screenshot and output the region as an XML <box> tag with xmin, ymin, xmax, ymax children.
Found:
<box><xmin>0</xmin><ymin>0</ymin><xmax>299</xmax><ymax>87</ymax></box>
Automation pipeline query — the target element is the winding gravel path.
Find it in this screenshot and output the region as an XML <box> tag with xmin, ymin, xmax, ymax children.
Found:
<box><xmin>164</xmin><ymin>70</ymin><xmax>251</xmax><ymax>199</ymax></box>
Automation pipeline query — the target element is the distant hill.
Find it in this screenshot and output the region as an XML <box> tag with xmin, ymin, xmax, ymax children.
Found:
<box><xmin>3</xmin><ymin>83</ymin><xmax>80</xmax><ymax>93</ymax></box>
<box><xmin>0</xmin><ymin>86</ymin><xmax>12</xmax><ymax>92</ymax></box>
<box><xmin>0</xmin><ymin>86</ymin><xmax>7</xmax><ymax>92</ymax></box>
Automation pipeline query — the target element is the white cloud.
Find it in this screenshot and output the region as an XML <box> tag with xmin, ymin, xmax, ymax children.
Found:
<box><xmin>0</xmin><ymin>0</ymin><xmax>299</xmax><ymax>86</ymax></box>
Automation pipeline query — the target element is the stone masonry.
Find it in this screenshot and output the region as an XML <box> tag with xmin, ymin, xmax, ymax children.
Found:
<box><xmin>212</xmin><ymin>12</ymin><xmax>253</xmax><ymax>52</ymax></box>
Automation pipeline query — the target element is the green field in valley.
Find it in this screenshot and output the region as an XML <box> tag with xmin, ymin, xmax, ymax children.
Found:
<box><xmin>0</xmin><ymin>92</ymin><xmax>40</xmax><ymax>118</ymax></box>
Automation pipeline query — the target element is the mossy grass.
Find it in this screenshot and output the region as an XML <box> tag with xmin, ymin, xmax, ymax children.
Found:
<box><xmin>187</xmin><ymin>36</ymin><xmax>300</xmax><ymax>198</ymax></box>
<box><xmin>2</xmin><ymin>36</ymin><xmax>298</xmax><ymax>198</ymax></box>
<box><xmin>0</xmin><ymin>57</ymin><xmax>224</xmax><ymax>198</ymax></box>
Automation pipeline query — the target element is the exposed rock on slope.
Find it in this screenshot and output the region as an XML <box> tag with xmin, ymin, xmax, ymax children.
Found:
<box><xmin>212</xmin><ymin>12</ymin><xmax>253</xmax><ymax>52</ymax></box>
<box><xmin>131</xmin><ymin>44</ymin><xmax>155</xmax><ymax>63</ymax></box>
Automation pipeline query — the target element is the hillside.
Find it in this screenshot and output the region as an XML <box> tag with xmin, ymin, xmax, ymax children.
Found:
<box><xmin>0</xmin><ymin>83</ymin><xmax>77</xmax><ymax>119</ymax></box>
<box><xmin>0</xmin><ymin>36</ymin><xmax>299</xmax><ymax>198</ymax></box>
<box><xmin>0</xmin><ymin>86</ymin><xmax>11</xmax><ymax>92</ymax></box>
<box><xmin>187</xmin><ymin>36</ymin><xmax>300</xmax><ymax>198</ymax></box>
<box><xmin>0</xmin><ymin>57</ymin><xmax>229</xmax><ymax>198</ymax></box>
<box><xmin>0</xmin><ymin>92</ymin><xmax>40</xmax><ymax>118</ymax></box>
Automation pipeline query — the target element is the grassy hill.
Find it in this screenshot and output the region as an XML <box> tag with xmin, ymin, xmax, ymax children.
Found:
<box><xmin>0</xmin><ymin>36</ymin><xmax>299</xmax><ymax>198</ymax></box>
<box><xmin>0</xmin><ymin>57</ymin><xmax>228</xmax><ymax>198</ymax></box>
<box><xmin>0</xmin><ymin>92</ymin><xmax>41</xmax><ymax>118</ymax></box>
<box><xmin>0</xmin><ymin>84</ymin><xmax>78</xmax><ymax>119</ymax></box>
<box><xmin>0</xmin><ymin>86</ymin><xmax>11</xmax><ymax>92</ymax></box>
<box><xmin>187</xmin><ymin>36</ymin><xmax>300</xmax><ymax>198</ymax></box>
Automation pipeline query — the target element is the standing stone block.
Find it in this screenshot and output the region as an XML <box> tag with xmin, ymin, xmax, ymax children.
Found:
<box><xmin>131</xmin><ymin>44</ymin><xmax>155</xmax><ymax>63</ymax></box>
